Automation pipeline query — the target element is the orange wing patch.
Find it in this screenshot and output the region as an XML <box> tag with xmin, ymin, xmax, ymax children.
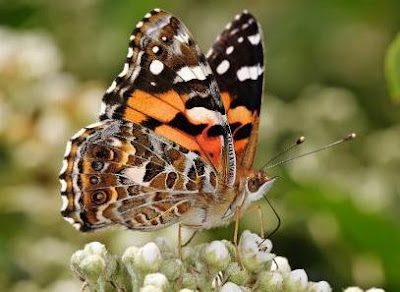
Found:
<box><xmin>122</xmin><ymin>89</ymin><xmax>228</xmax><ymax>174</ymax></box>
<box><xmin>221</xmin><ymin>91</ymin><xmax>260</xmax><ymax>170</ymax></box>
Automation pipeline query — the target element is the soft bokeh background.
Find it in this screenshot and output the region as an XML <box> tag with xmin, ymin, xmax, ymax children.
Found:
<box><xmin>1</xmin><ymin>0</ymin><xmax>399</xmax><ymax>291</ymax></box>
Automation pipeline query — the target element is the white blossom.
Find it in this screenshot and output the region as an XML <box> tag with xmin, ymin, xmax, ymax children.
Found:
<box><xmin>310</xmin><ymin>280</ymin><xmax>332</xmax><ymax>292</ymax></box>
<box><xmin>203</xmin><ymin>240</ymin><xmax>231</xmax><ymax>269</ymax></box>
<box><xmin>136</xmin><ymin>242</ymin><xmax>163</xmax><ymax>272</ymax></box>
<box><xmin>271</xmin><ymin>255</ymin><xmax>291</xmax><ymax>273</ymax></box>
<box><xmin>287</xmin><ymin>269</ymin><xmax>308</xmax><ymax>290</ymax></box>
<box><xmin>239</xmin><ymin>230</ymin><xmax>275</xmax><ymax>272</ymax></box>
<box><xmin>143</xmin><ymin>273</ymin><xmax>169</xmax><ymax>290</ymax></box>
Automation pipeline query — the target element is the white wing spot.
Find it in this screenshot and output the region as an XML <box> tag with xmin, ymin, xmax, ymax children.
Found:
<box><xmin>64</xmin><ymin>141</ymin><xmax>72</xmax><ymax>157</ymax></box>
<box><xmin>248</xmin><ymin>33</ymin><xmax>261</xmax><ymax>45</ymax></box>
<box><xmin>225</xmin><ymin>22</ymin><xmax>232</xmax><ymax>30</ymax></box>
<box><xmin>60</xmin><ymin>180</ymin><xmax>67</xmax><ymax>193</ymax></box>
<box><xmin>230</xmin><ymin>28</ymin><xmax>239</xmax><ymax>36</ymax></box>
<box><xmin>63</xmin><ymin>217</ymin><xmax>76</xmax><ymax>225</ymax></box>
<box><xmin>59</xmin><ymin>159</ymin><xmax>68</xmax><ymax>174</ymax></box>
<box><xmin>154</xmin><ymin>8</ymin><xmax>161</xmax><ymax>12</ymax></box>
<box><xmin>192</xmin><ymin>66</ymin><xmax>207</xmax><ymax>80</ymax></box>
<box><xmin>144</xmin><ymin>13</ymin><xmax>151</xmax><ymax>18</ymax></box>
<box><xmin>130</xmin><ymin>35</ymin><xmax>135</xmax><ymax>41</ymax></box>
<box><xmin>122</xmin><ymin>166</ymin><xmax>150</xmax><ymax>187</ymax></box>
<box><xmin>149</xmin><ymin>60</ymin><xmax>164</xmax><ymax>75</ymax></box>
<box><xmin>206</xmin><ymin>48</ymin><xmax>213</xmax><ymax>58</ymax></box>
<box><xmin>150</xmin><ymin>82</ymin><xmax>156</xmax><ymax>86</ymax></box>
<box><xmin>118</xmin><ymin>63</ymin><xmax>129</xmax><ymax>77</ymax></box>
<box><xmin>216</xmin><ymin>60</ymin><xmax>230</xmax><ymax>75</ymax></box>
<box><xmin>161</xmin><ymin>36</ymin><xmax>167</xmax><ymax>41</ymax></box>
<box><xmin>238</xmin><ymin>37</ymin><xmax>244</xmax><ymax>43</ymax></box>
<box><xmin>60</xmin><ymin>193</ymin><xmax>68</xmax><ymax>210</ymax></box>
<box><xmin>136</xmin><ymin>21</ymin><xmax>144</xmax><ymax>28</ymax></box>
<box><xmin>176</xmin><ymin>66</ymin><xmax>208</xmax><ymax>82</ymax></box>
<box><xmin>71</xmin><ymin>128</ymin><xmax>86</xmax><ymax>140</ymax></box>
<box><xmin>127</xmin><ymin>47</ymin><xmax>134</xmax><ymax>58</ymax></box>
<box><xmin>86</xmin><ymin>121</ymin><xmax>107</xmax><ymax>129</ymax></box>
<box><xmin>235</xmin><ymin>14</ymin><xmax>241</xmax><ymax>20</ymax></box>
<box><xmin>106</xmin><ymin>80</ymin><xmax>117</xmax><ymax>93</ymax></box>
<box><xmin>99</xmin><ymin>102</ymin><xmax>107</xmax><ymax>115</ymax></box>
<box><xmin>236</xmin><ymin>64</ymin><xmax>263</xmax><ymax>81</ymax></box>
<box><xmin>186</xmin><ymin>107</ymin><xmax>221</xmax><ymax>123</ymax></box>
<box><xmin>226</xmin><ymin>46</ymin><xmax>234</xmax><ymax>55</ymax></box>
<box><xmin>152</xmin><ymin>46</ymin><xmax>160</xmax><ymax>54</ymax></box>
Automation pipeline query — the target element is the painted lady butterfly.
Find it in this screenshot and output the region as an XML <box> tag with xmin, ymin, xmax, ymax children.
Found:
<box><xmin>59</xmin><ymin>8</ymin><xmax>275</xmax><ymax>232</ymax></box>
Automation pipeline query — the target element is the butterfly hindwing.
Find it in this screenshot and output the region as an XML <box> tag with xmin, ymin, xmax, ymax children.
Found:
<box><xmin>100</xmin><ymin>9</ymin><xmax>236</xmax><ymax>187</ymax></box>
<box><xmin>207</xmin><ymin>11</ymin><xmax>264</xmax><ymax>171</ymax></box>
<box><xmin>59</xmin><ymin>120</ymin><xmax>220</xmax><ymax>231</ymax></box>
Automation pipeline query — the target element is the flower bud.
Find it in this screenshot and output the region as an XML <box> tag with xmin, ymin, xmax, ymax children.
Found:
<box><xmin>203</xmin><ymin>241</ymin><xmax>231</xmax><ymax>270</ymax></box>
<box><xmin>70</xmin><ymin>242</ymin><xmax>109</xmax><ymax>287</ymax></box>
<box><xmin>180</xmin><ymin>272</ymin><xmax>197</xmax><ymax>290</ymax></box>
<box><xmin>239</xmin><ymin>231</ymin><xmax>275</xmax><ymax>272</ymax></box>
<box><xmin>310</xmin><ymin>281</ymin><xmax>332</xmax><ymax>292</ymax></box>
<box><xmin>286</xmin><ymin>269</ymin><xmax>308</xmax><ymax>290</ymax></box>
<box><xmin>270</xmin><ymin>256</ymin><xmax>291</xmax><ymax>274</ymax></box>
<box><xmin>83</xmin><ymin>242</ymin><xmax>107</xmax><ymax>258</ymax></box>
<box><xmin>255</xmin><ymin>271</ymin><xmax>283</xmax><ymax>292</ymax></box>
<box><xmin>160</xmin><ymin>259</ymin><xmax>184</xmax><ymax>281</ymax></box>
<box><xmin>79</xmin><ymin>255</ymin><xmax>106</xmax><ymax>283</ymax></box>
<box><xmin>225</xmin><ymin>263</ymin><xmax>249</xmax><ymax>286</ymax></box>
<box><xmin>136</xmin><ymin>242</ymin><xmax>162</xmax><ymax>272</ymax></box>
<box><xmin>70</xmin><ymin>250</ymin><xmax>85</xmax><ymax>274</ymax></box>
<box><xmin>143</xmin><ymin>273</ymin><xmax>169</xmax><ymax>290</ymax></box>
<box><xmin>121</xmin><ymin>246</ymin><xmax>139</xmax><ymax>274</ymax></box>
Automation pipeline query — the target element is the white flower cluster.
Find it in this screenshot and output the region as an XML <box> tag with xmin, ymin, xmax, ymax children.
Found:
<box><xmin>70</xmin><ymin>231</ymin><xmax>385</xmax><ymax>292</ymax></box>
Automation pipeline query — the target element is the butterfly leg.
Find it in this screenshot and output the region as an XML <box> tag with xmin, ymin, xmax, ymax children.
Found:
<box><xmin>257</xmin><ymin>204</ymin><xmax>265</xmax><ymax>238</ymax></box>
<box><xmin>178</xmin><ymin>223</ymin><xmax>183</xmax><ymax>260</ymax></box>
<box><xmin>233</xmin><ymin>206</ymin><xmax>242</xmax><ymax>266</ymax></box>
<box><xmin>182</xmin><ymin>229</ymin><xmax>199</xmax><ymax>247</ymax></box>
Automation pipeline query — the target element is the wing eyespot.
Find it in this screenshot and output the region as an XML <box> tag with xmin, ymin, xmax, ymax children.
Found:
<box><xmin>89</xmin><ymin>176</ymin><xmax>100</xmax><ymax>185</ymax></box>
<box><xmin>91</xmin><ymin>191</ymin><xmax>108</xmax><ymax>205</ymax></box>
<box><xmin>91</xmin><ymin>161</ymin><xmax>104</xmax><ymax>171</ymax></box>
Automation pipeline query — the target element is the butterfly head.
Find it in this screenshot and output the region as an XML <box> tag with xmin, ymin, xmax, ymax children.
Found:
<box><xmin>242</xmin><ymin>170</ymin><xmax>276</xmax><ymax>205</ymax></box>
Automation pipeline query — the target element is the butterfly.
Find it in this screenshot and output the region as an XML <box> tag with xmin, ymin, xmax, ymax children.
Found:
<box><xmin>59</xmin><ymin>8</ymin><xmax>275</xmax><ymax>232</ymax></box>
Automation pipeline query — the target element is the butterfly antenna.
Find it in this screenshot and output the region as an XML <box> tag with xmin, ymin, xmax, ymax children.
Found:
<box><xmin>260</xmin><ymin>136</ymin><xmax>305</xmax><ymax>170</ymax></box>
<box><xmin>265</xmin><ymin>133</ymin><xmax>356</xmax><ymax>170</ymax></box>
<box><xmin>258</xmin><ymin>194</ymin><xmax>281</xmax><ymax>248</ymax></box>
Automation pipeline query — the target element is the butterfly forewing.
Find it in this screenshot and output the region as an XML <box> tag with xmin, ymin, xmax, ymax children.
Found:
<box><xmin>100</xmin><ymin>9</ymin><xmax>236</xmax><ymax>187</ymax></box>
<box><xmin>207</xmin><ymin>11</ymin><xmax>264</xmax><ymax>171</ymax></box>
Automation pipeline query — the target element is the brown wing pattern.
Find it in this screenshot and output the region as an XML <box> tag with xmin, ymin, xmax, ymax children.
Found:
<box><xmin>59</xmin><ymin>120</ymin><xmax>219</xmax><ymax>231</ymax></box>
<box><xmin>207</xmin><ymin>11</ymin><xmax>264</xmax><ymax>171</ymax></box>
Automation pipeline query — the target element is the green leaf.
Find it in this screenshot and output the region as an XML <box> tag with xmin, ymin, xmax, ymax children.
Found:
<box><xmin>385</xmin><ymin>32</ymin><xmax>400</xmax><ymax>102</ymax></box>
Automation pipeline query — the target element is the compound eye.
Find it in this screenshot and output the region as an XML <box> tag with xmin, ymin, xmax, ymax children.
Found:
<box><xmin>247</xmin><ymin>178</ymin><xmax>260</xmax><ymax>193</ymax></box>
<box><xmin>91</xmin><ymin>191</ymin><xmax>108</xmax><ymax>205</ymax></box>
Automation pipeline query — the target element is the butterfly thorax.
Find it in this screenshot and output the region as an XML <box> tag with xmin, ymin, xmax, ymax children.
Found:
<box><xmin>180</xmin><ymin>169</ymin><xmax>274</xmax><ymax>229</ymax></box>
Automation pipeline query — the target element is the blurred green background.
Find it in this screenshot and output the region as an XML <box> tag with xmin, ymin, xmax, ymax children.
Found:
<box><xmin>1</xmin><ymin>0</ymin><xmax>399</xmax><ymax>291</ymax></box>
